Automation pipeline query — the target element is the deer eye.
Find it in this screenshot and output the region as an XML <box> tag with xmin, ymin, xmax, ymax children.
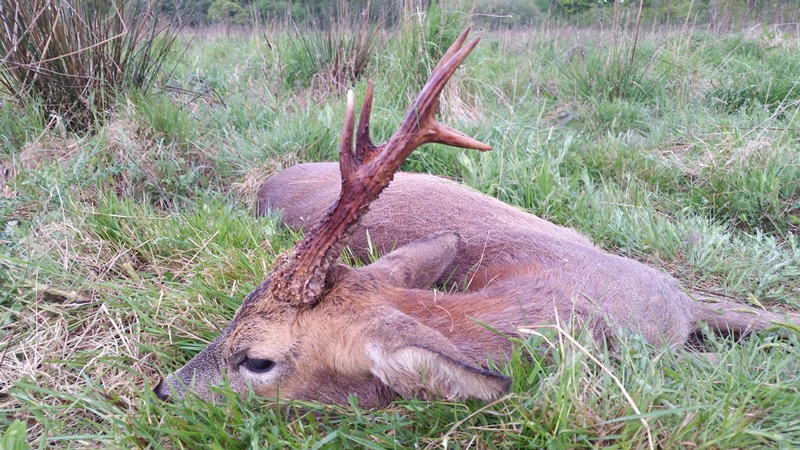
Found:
<box><xmin>241</xmin><ymin>357</ymin><xmax>275</xmax><ymax>373</ymax></box>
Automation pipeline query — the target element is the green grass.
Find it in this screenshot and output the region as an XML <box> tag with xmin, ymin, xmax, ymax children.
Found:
<box><xmin>2</xmin><ymin>20</ymin><xmax>800</xmax><ymax>449</ymax></box>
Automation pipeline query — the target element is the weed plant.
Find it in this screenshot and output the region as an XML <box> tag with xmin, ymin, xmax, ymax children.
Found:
<box><xmin>2</xmin><ymin>9</ymin><xmax>800</xmax><ymax>449</ymax></box>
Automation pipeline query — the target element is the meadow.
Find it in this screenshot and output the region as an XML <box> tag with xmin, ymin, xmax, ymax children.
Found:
<box><xmin>2</xmin><ymin>12</ymin><xmax>800</xmax><ymax>449</ymax></box>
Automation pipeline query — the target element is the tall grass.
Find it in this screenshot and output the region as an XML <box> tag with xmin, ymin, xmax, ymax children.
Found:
<box><xmin>283</xmin><ymin>3</ymin><xmax>379</xmax><ymax>92</ymax></box>
<box><xmin>396</xmin><ymin>0</ymin><xmax>467</xmax><ymax>86</ymax></box>
<box><xmin>705</xmin><ymin>35</ymin><xmax>800</xmax><ymax>113</ymax></box>
<box><xmin>561</xmin><ymin>0</ymin><xmax>666</xmax><ymax>106</ymax></box>
<box><xmin>0</xmin><ymin>0</ymin><xmax>182</xmax><ymax>132</ymax></box>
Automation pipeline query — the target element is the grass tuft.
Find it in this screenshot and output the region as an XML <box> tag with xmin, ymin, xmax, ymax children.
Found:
<box><xmin>0</xmin><ymin>0</ymin><xmax>183</xmax><ymax>132</ymax></box>
<box><xmin>282</xmin><ymin>3</ymin><xmax>379</xmax><ymax>96</ymax></box>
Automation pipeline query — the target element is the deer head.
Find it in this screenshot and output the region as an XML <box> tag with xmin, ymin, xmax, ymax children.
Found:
<box><xmin>153</xmin><ymin>29</ymin><xmax>512</xmax><ymax>406</ymax></box>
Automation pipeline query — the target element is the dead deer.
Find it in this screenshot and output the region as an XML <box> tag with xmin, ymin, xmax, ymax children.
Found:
<box><xmin>154</xmin><ymin>29</ymin><xmax>793</xmax><ymax>407</ymax></box>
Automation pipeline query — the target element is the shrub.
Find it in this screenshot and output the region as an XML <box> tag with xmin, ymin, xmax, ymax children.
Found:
<box><xmin>208</xmin><ymin>0</ymin><xmax>250</xmax><ymax>26</ymax></box>
<box><xmin>0</xmin><ymin>0</ymin><xmax>183</xmax><ymax>132</ymax></box>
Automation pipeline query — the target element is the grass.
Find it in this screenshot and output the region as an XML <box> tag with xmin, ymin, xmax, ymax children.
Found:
<box><xmin>2</xmin><ymin>16</ymin><xmax>800</xmax><ymax>449</ymax></box>
<box><xmin>0</xmin><ymin>0</ymin><xmax>182</xmax><ymax>133</ymax></box>
<box><xmin>282</xmin><ymin>3</ymin><xmax>380</xmax><ymax>93</ymax></box>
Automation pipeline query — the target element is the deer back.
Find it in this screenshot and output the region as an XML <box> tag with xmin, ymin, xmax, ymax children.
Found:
<box><xmin>258</xmin><ymin>162</ymin><xmax>594</xmax><ymax>278</ymax></box>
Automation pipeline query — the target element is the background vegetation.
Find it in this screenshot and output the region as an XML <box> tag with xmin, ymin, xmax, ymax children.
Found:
<box><xmin>1</xmin><ymin>0</ymin><xmax>799</xmax><ymax>448</ymax></box>
<box><xmin>168</xmin><ymin>0</ymin><xmax>800</xmax><ymax>31</ymax></box>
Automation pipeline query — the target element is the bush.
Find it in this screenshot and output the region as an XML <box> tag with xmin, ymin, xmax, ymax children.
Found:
<box><xmin>0</xmin><ymin>0</ymin><xmax>183</xmax><ymax>132</ymax></box>
<box><xmin>208</xmin><ymin>0</ymin><xmax>250</xmax><ymax>25</ymax></box>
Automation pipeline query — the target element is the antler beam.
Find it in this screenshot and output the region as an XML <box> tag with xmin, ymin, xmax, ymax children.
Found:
<box><xmin>268</xmin><ymin>28</ymin><xmax>491</xmax><ymax>307</ymax></box>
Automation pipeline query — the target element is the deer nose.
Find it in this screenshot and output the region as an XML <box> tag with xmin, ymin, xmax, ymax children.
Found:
<box><xmin>153</xmin><ymin>379</ymin><xmax>170</xmax><ymax>401</ymax></box>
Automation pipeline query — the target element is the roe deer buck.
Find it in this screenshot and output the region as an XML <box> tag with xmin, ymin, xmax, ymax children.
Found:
<box><xmin>155</xmin><ymin>29</ymin><xmax>793</xmax><ymax>407</ymax></box>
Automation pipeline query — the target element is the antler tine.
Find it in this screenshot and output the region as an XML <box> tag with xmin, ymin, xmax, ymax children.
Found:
<box><xmin>355</xmin><ymin>81</ymin><xmax>376</xmax><ymax>165</ymax></box>
<box><xmin>267</xmin><ymin>28</ymin><xmax>491</xmax><ymax>308</ymax></box>
<box><xmin>338</xmin><ymin>91</ymin><xmax>357</xmax><ymax>178</ymax></box>
<box><xmin>354</xmin><ymin>29</ymin><xmax>479</xmax><ymax>168</ymax></box>
<box><xmin>368</xmin><ymin>34</ymin><xmax>491</xmax><ymax>169</ymax></box>
<box><xmin>432</xmin><ymin>27</ymin><xmax>472</xmax><ymax>77</ymax></box>
<box><xmin>421</xmin><ymin>38</ymin><xmax>490</xmax><ymax>152</ymax></box>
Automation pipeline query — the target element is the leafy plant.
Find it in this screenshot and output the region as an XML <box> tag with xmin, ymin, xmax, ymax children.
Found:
<box><xmin>0</xmin><ymin>0</ymin><xmax>183</xmax><ymax>132</ymax></box>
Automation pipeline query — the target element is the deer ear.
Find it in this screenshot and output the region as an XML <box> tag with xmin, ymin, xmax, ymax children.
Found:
<box><xmin>362</xmin><ymin>232</ymin><xmax>461</xmax><ymax>289</ymax></box>
<box><xmin>364</xmin><ymin>307</ymin><xmax>511</xmax><ymax>402</ymax></box>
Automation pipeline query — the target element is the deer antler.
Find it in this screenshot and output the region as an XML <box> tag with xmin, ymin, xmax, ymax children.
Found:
<box><xmin>268</xmin><ymin>28</ymin><xmax>491</xmax><ymax>307</ymax></box>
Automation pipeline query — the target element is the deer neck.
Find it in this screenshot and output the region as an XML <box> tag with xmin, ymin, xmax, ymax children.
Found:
<box><xmin>392</xmin><ymin>288</ymin><xmax>519</xmax><ymax>364</ymax></box>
